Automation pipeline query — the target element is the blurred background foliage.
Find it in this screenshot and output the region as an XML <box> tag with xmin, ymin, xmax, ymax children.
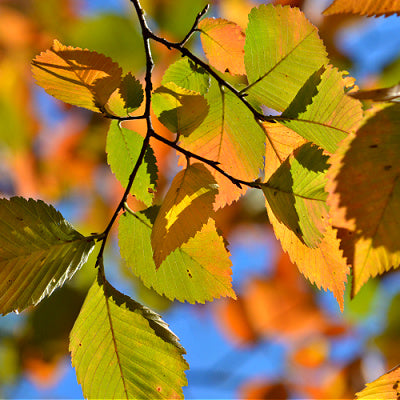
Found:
<box><xmin>0</xmin><ymin>0</ymin><xmax>400</xmax><ymax>398</ymax></box>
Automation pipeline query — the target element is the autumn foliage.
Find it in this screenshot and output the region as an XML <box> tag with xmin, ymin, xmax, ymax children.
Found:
<box><xmin>1</xmin><ymin>0</ymin><xmax>400</xmax><ymax>398</ymax></box>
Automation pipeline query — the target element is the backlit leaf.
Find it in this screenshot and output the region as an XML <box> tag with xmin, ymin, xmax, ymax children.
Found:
<box><xmin>70</xmin><ymin>275</ymin><xmax>188</xmax><ymax>399</ymax></box>
<box><xmin>266</xmin><ymin>202</ymin><xmax>349</xmax><ymax>311</ymax></box>
<box><xmin>32</xmin><ymin>39</ymin><xmax>122</xmax><ymax>113</ymax></box>
<box><xmin>263</xmin><ymin>121</ymin><xmax>307</xmax><ymax>181</ymax></box>
<box><xmin>162</xmin><ymin>57</ymin><xmax>210</xmax><ymax>95</ymax></box>
<box><xmin>152</xmin><ymin>82</ymin><xmax>209</xmax><ymax>137</ymax></box>
<box><xmin>198</xmin><ymin>18</ymin><xmax>246</xmax><ymax>75</ymax></box>
<box><xmin>179</xmin><ymin>79</ymin><xmax>265</xmax><ymax>207</ymax></box>
<box><xmin>106</xmin><ymin>121</ymin><xmax>157</xmax><ymax>207</ymax></box>
<box><xmin>0</xmin><ymin>197</ymin><xmax>95</xmax><ymax>315</ymax></box>
<box><xmin>327</xmin><ymin>104</ymin><xmax>400</xmax><ymax>295</ymax></box>
<box><xmin>151</xmin><ymin>163</ymin><xmax>218</xmax><ymax>268</ymax></box>
<box><xmin>262</xmin><ymin>143</ymin><xmax>329</xmax><ymax>248</ymax></box>
<box><xmin>119</xmin><ymin>208</ymin><xmax>235</xmax><ymax>303</ymax></box>
<box><xmin>244</xmin><ymin>4</ymin><xmax>328</xmax><ymax>112</ymax></box>
<box><xmin>355</xmin><ymin>364</ymin><xmax>400</xmax><ymax>399</ymax></box>
<box><xmin>279</xmin><ymin>66</ymin><xmax>363</xmax><ymax>153</ymax></box>
<box><xmin>323</xmin><ymin>0</ymin><xmax>400</xmax><ymax>17</ymax></box>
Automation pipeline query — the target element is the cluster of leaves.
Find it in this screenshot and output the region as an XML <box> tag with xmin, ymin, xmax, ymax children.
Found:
<box><xmin>1</xmin><ymin>0</ymin><xmax>400</xmax><ymax>398</ymax></box>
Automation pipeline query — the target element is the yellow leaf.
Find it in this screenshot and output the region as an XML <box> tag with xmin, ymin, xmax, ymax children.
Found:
<box><xmin>355</xmin><ymin>364</ymin><xmax>400</xmax><ymax>399</ymax></box>
<box><xmin>266</xmin><ymin>201</ymin><xmax>349</xmax><ymax>311</ymax></box>
<box><xmin>32</xmin><ymin>39</ymin><xmax>122</xmax><ymax>112</ymax></box>
<box><xmin>323</xmin><ymin>0</ymin><xmax>400</xmax><ymax>17</ymax></box>
<box><xmin>327</xmin><ymin>104</ymin><xmax>400</xmax><ymax>295</ymax></box>
<box><xmin>151</xmin><ymin>163</ymin><xmax>218</xmax><ymax>268</ymax></box>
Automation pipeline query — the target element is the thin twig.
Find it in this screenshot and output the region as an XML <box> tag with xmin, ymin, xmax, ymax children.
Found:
<box><xmin>179</xmin><ymin>4</ymin><xmax>210</xmax><ymax>46</ymax></box>
<box><xmin>151</xmin><ymin>131</ymin><xmax>261</xmax><ymax>189</ymax></box>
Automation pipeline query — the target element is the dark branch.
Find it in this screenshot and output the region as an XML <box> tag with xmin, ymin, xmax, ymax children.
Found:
<box><xmin>179</xmin><ymin>4</ymin><xmax>210</xmax><ymax>46</ymax></box>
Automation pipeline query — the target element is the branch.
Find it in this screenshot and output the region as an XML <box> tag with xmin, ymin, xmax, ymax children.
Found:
<box><xmin>151</xmin><ymin>131</ymin><xmax>261</xmax><ymax>190</ymax></box>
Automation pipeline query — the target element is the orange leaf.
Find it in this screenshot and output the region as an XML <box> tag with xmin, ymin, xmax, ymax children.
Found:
<box><xmin>32</xmin><ymin>39</ymin><xmax>122</xmax><ymax>112</ymax></box>
<box><xmin>263</xmin><ymin>121</ymin><xmax>307</xmax><ymax>181</ymax></box>
<box><xmin>213</xmin><ymin>297</ymin><xmax>259</xmax><ymax>346</ymax></box>
<box><xmin>323</xmin><ymin>0</ymin><xmax>400</xmax><ymax>17</ymax></box>
<box><xmin>198</xmin><ymin>18</ymin><xmax>246</xmax><ymax>75</ymax></box>
<box><xmin>179</xmin><ymin>79</ymin><xmax>265</xmax><ymax>208</ymax></box>
<box><xmin>151</xmin><ymin>163</ymin><xmax>218</xmax><ymax>268</ymax></box>
<box><xmin>356</xmin><ymin>364</ymin><xmax>400</xmax><ymax>399</ymax></box>
<box><xmin>266</xmin><ymin>202</ymin><xmax>349</xmax><ymax>311</ymax></box>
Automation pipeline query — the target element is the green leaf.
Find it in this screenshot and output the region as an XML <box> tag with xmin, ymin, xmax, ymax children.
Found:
<box><xmin>152</xmin><ymin>82</ymin><xmax>209</xmax><ymax>136</ymax></box>
<box><xmin>70</xmin><ymin>274</ymin><xmax>188</xmax><ymax>399</ymax></box>
<box><xmin>151</xmin><ymin>163</ymin><xmax>218</xmax><ymax>268</ymax></box>
<box><xmin>244</xmin><ymin>4</ymin><xmax>328</xmax><ymax>112</ymax></box>
<box><xmin>262</xmin><ymin>143</ymin><xmax>329</xmax><ymax>248</ymax></box>
<box><xmin>279</xmin><ymin>66</ymin><xmax>363</xmax><ymax>153</ymax></box>
<box><xmin>119</xmin><ymin>207</ymin><xmax>235</xmax><ymax>303</ymax></box>
<box><xmin>106</xmin><ymin>121</ymin><xmax>157</xmax><ymax>207</ymax></box>
<box><xmin>119</xmin><ymin>73</ymin><xmax>144</xmax><ymax>113</ymax></box>
<box><xmin>162</xmin><ymin>57</ymin><xmax>210</xmax><ymax>95</ymax></box>
<box><xmin>0</xmin><ymin>197</ymin><xmax>95</xmax><ymax>315</ymax></box>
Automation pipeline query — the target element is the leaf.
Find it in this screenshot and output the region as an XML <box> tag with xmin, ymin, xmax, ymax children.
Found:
<box><xmin>32</xmin><ymin>39</ymin><xmax>122</xmax><ymax>113</ymax></box>
<box><xmin>263</xmin><ymin>121</ymin><xmax>307</xmax><ymax>181</ymax></box>
<box><xmin>119</xmin><ymin>73</ymin><xmax>144</xmax><ymax>113</ymax></box>
<box><xmin>244</xmin><ymin>4</ymin><xmax>328</xmax><ymax>112</ymax></box>
<box><xmin>266</xmin><ymin>202</ymin><xmax>349</xmax><ymax>311</ymax></box>
<box><xmin>119</xmin><ymin>208</ymin><xmax>235</xmax><ymax>303</ymax></box>
<box><xmin>162</xmin><ymin>57</ymin><xmax>210</xmax><ymax>95</ymax></box>
<box><xmin>327</xmin><ymin>104</ymin><xmax>400</xmax><ymax>295</ymax></box>
<box><xmin>151</xmin><ymin>163</ymin><xmax>218</xmax><ymax>268</ymax></box>
<box><xmin>198</xmin><ymin>18</ymin><xmax>246</xmax><ymax>75</ymax></box>
<box><xmin>323</xmin><ymin>0</ymin><xmax>400</xmax><ymax>17</ymax></box>
<box><xmin>105</xmin><ymin>74</ymin><xmax>144</xmax><ymax>117</ymax></box>
<box><xmin>152</xmin><ymin>82</ymin><xmax>209</xmax><ymax>137</ymax></box>
<box><xmin>262</xmin><ymin>143</ymin><xmax>329</xmax><ymax>248</ymax></box>
<box><xmin>179</xmin><ymin>79</ymin><xmax>265</xmax><ymax>207</ymax></box>
<box><xmin>279</xmin><ymin>66</ymin><xmax>363</xmax><ymax>153</ymax></box>
<box><xmin>106</xmin><ymin>121</ymin><xmax>157</xmax><ymax>207</ymax></box>
<box><xmin>350</xmin><ymin>83</ymin><xmax>400</xmax><ymax>103</ymax></box>
<box><xmin>0</xmin><ymin>197</ymin><xmax>95</xmax><ymax>315</ymax></box>
<box><xmin>355</xmin><ymin>364</ymin><xmax>400</xmax><ymax>399</ymax></box>
<box><xmin>70</xmin><ymin>275</ymin><xmax>188</xmax><ymax>399</ymax></box>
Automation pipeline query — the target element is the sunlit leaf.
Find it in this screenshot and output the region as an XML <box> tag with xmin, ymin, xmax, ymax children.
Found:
<box><xmin>152</xmin><ymin>82</ymin><xmax>209</xmax><ymax>137</ymax></box>
<box><xmin>355</xmin><ymin>364</ymin><xmax>400</xmax><ymax>399</ymax></box>
<box><xmin>179</xmin><ymin>79</ymin><xmax>265</xmax><ymax>208</ymax></box>
<box><xmin>266</xmin><ymin>203</ymin><xmax>349</xmax><ymax>311</ymax></box>
<box><xmin>327</xmin><ymin>104</ymin><xmax>400</xmax><ymax>295</ymax></box>
<box><xmin>262</xmin><ymin>143</ymin><xmax>329</xmax><ymax>248</ymax></box>
<box><xmin>198</xmin><ymin>18</ymin><xmax>246</xmax><ymax>75</ymax></box>
<box><xmin>263</xmin><ymin>122</ymin><xmax>307</xmax><ymax>181</ymax></box>
<box><xmin>279</xmin><ymin>66</ymin><xmax>363</xmax><ymax>153</ymax></box>
<box><xmin>106</xmin><ymin>121</ymin><xmax>157</xmax><ymax>207</ymax></box>
<box><xmin>151</xmin><ymin>163</ymin><xmax>218</xmax><ymax>268</ymax></box>
<box><xmin>70</xmin><ymin>275</ymin><xmax>188</xmax><ymax>399</ymax></box>
<box><xmin>0</xmin><ymin>197</ymin><xmax>95</xmax><ymax>315</ymax></box>
<box><xmin>323</xmin><ymin>0</ymin><xmax>400</xmax><ymax>17</ymax></box>
<box><xmin>32</xmin><ymin>39</ymin><xmax>122</xmax><ymax>113</ymax></box>
<box><xmin>244</xmin><ymin>4</ymin><xmax>328</xmax><ymax>112</ymax></box>
<box><xmin>350</xmin><ymin>83</ymin><xmax>400</xmax><ymax>103</ymax></box>
<box><xmin>119</xmin><ymin>208</ymin><xmax>235</xmax><ymax>303</ymax></box>
<box><xmin>162</xmin><ymin>57</ymin><xmax>210</xmax><ymax>95</ymax></box>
